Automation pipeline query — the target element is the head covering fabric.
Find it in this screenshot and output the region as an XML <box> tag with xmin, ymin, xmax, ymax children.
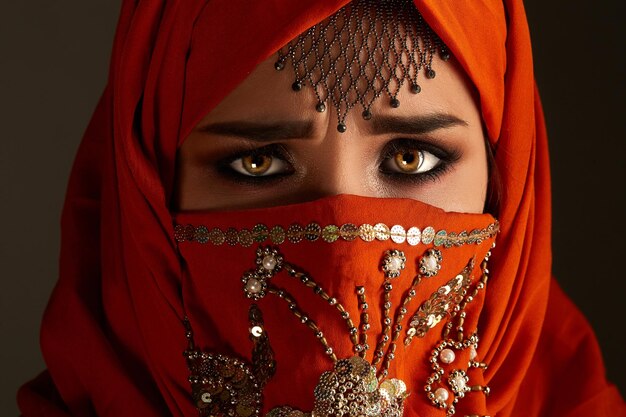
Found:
<box><xmin>18</xmin><ymin>0</ymin><xmax>624</xmax><ymax>416</ymax></box>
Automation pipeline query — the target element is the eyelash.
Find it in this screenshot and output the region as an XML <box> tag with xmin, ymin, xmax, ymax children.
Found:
<box><xmin>215</xmin><ymin>139</ymin><xmax>460</xmax><ymax>185</ymax></box>
<box><xmin>378</xmin><ymin>139</ymin><xmax>460</xmax><ymax>185</ymax></box>
<box><xmin>216</xmin><ymin>144</ymin><xmax>294</xmax><ymax>185</ymax></box>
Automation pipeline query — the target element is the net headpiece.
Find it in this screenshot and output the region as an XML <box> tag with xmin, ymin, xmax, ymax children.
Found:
<box><xmin>274</xmin><ymin>0</ymin><xmax>450</xmax><ymax>133</ymax></box>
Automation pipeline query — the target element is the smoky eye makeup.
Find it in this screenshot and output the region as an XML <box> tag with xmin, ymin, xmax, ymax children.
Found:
<box><xmin>214</xmin><ymin>143</ymin><xmax>295</xmax><ymax>185</ymax></box>
<box><xmin>210</xmin><ymin>136</ymin><xmax>461</xmax><ymax>187</ymax></box>
<box><xmin>378</xmin><ymin>138</ymin><xmax>462</xmax><ymax>184</ymax></box>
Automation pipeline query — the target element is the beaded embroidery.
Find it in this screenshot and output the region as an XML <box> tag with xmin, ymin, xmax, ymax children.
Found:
<box><xmin>422</xmin><ymin>248</ymin><xmax>493</xmax><ymax>416</ymax></box>
<box><xmin>273</xmin><ymin>0</ymin><xmax>450</xmax><ymax>133</ymax></box>
<box><xmin>181</xmin><ymin>230</ymin><xmax>497</xmax><ymax>417</ymax></box>
<box><xmin>174</xmin><ymin>221</ymin><xmax>499</xmax><ymax>248</ymax></box>
<box><xmin>184</xmin><ymin>305</ymin><xmax>275</xmax><ymax>416</ymax></box>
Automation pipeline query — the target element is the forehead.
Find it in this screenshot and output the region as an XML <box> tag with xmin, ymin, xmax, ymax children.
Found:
<box><xmin>201</xmin><ymin>55</ymin><xmax>479</xmax><ymax>130</ymax></box>
<box><xmin>201</xmin><ymin>0</ymin><xmax>480</xmax><ymax>130</ymax></box>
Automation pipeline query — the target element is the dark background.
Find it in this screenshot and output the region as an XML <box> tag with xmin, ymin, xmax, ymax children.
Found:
<box><xmin>1</xmin><ymin>1</ymin><xmax>624</xmax><ymax>414</ymax></box>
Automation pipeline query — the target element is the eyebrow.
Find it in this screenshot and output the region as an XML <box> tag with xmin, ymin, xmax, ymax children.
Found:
<box><xmin>369</xmin><ymin>113</ymin><xmax>468</xmax><ymax>135</ymax></box>
<box><xmin>199</xmin><ymin>113</ymin><xmax>467</xmax><ymax>141</ymax></box>
<box><xmin>199</xmin><ymin>120</ymin><xmax>315</xmax><ymax>141</ymax></box>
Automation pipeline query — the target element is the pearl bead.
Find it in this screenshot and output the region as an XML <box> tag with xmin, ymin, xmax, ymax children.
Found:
<box><xmin>470</xmin><ymin>346</ymin><xmax>477</xmax><ymax>361</ymax></box>
<box><xmin>439</xmin><ymin>348</ymin><xmax>456</xmax><ymax>364</ymax></box>
<box><xmin>434</xmin><ymin>387</ymin><xmax>449</xmax><ymax>402</ymax></box>
<box><xmin>423</xmin><ymin>255</ymin><xmax>438</xmax><ymax>271</ymax></box>
<box><xmin>246</xmin><ymin>278</ymin><xmax>262</xmax><ymax>294</ymax></box>
<box><xmin>452</xmin><ymin>375</ymin><xmax>467</xmax><ymax>391</ymax></box>
<box><xmin>262</xmin><ymin>255</ymin><xmax>277</xmax><ymax>270</ymax></box>
<box><xmin>389</xmin><ymin>256</ymin><xmax>402</xmax><ymax>271</ymax></box>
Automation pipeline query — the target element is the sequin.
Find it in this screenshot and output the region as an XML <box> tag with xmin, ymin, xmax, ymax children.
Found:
<box><xmin>445</xmin><ymin>232</ymin><xmax>456</xmax><ymax>249</ymax></box>
<box><xmin>174</xmin><ymin>221</ymin><xmax>499</xmax><ymax>248</ymax></box>
<box><xmin>194</xmin><ymin>225</ymin><xmax>210</xmax><ymax>244</ymax></box>
<box><xmin>209</xmin><ymin>227</ymin><xmax>225</xmax><ymax>245</ymax></box>
<box><xmin>186</xmin><ymin>352</ymin><xmax>263</xmax><ymax>416</ymax></box>
<box><xmin>270</xmin><ymin>226</ymin><xmax>286</xmax><ymax>244</ymax></box>
<box><xmin>225</xmin><ymin>227</ymin><xmax>239</xmax><ymax>246</ymax></box>
<box><xmin>421</xmin><ymin>226</ymin><xmax>435</xmax><ymax>244</ymax></box>
<box><xmin>390</xmin><ymin>225</ymin><xmax>406</xmax><ymax>244</ymax></box>
<box><xmin>238</xmin><ymin>229</ymin><xmax>253</xmax><ymax>247</ymax></box>
<box><xmin>182</xmin><ymin>224</ymin><xmax>195</xmax><ymax>242</ymax></box>
<box><xmin>173</xmin><ymin>224</ymin><xmax>186</xmax><ymax>242</ymax></box>
<box><xmin>359</xmin><ymin>224</ymin><xmax>376</xmax><ymax>242</ymax></box>
<box><xmin>305</xmin><ymin>222</ymin><xmax>321</xmax><ymax>241</ymax></box>
<box><xmin>408</xmin><ymin>259</ymin><xmax>473</xmax><ymax>337</ymax></box>
<box><xmin>287</xmin><ymin>224</ymin><xmax>304</xmax><ymax>244</ymax></box>
<box><xmin>310</xmin><ymin>356</ymin><xmax>407</xmax><ymax>417</ymax></box>
<box><xmin>374</xmin><ymin>223</ymin><xmax>390</xmax><ymax>241</ymax></box>
<box><xmin>322</xmin><ymin>225</ymin><xmax>340</xmax><ymax>243</ymax></box>
<box><xmin>252</xmin><ymin>224</ymin><xmax>269</xmax><ymax>242</ymax></box>
<box><xmin>457</xmin><ymin>231</ymin><xmax>468</xmax><ymax>247</ymax></box>
<box><xmin>433</xmin><ymin>230</ymin><xmax>447</xmax><ymax>247</ymax></box>
<box><xmin>340</xmin><ymin>223</ymin><xmax>359</xmax><ymax>241</ymax></box>
<box><xmin>468</xmin><ymin>229</ymin><xmax>480</xmax><ymax>244</ymax></box>
<box><xmin>406</xmin><ymin>226</ymin><xmax>421</xmax><ymax>246</ymax></box>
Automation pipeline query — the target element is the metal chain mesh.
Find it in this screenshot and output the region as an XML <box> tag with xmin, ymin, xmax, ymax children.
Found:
<box><xmin>274</xmin><ymin>0</ymin><xmax>450</xmax><ymax>133</ymax></box>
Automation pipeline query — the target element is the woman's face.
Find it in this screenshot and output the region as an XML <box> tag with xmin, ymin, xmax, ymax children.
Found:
<box><xmin>175</xmin><ymin>54</ymin><xmax>488</xmax><ymax>214</ymax></box>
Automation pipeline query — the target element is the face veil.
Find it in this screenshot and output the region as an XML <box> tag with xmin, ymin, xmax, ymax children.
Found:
<box><xmin>17</xmin><ymin>1</ymin><xmax>623</xmax><ymax>417</ymax></box>
<box><xmin>175</xmin><ymin>194</ymin><xmax>499</xmax><ymax>415</ymax></box>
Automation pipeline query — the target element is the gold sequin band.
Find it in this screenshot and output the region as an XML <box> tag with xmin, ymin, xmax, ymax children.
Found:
<box><xmin>174</xmin><ymin>221</ymin><xmax>499</xmax><ymax>248</ymax></box>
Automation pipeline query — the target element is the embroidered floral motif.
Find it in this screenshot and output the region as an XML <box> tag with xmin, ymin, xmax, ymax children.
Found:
<box><xmin>382</xmin><ymin>249</ymin><xmax>406</xmax><ymax>279</ymax></box>
<box><xmin>419</xmin><ymin>248</ymin><xmax>443</xmax><ymax>277</ymax></box>
<box><xmin>269</xmin><ymin>356</ymin><xmax>407</xmax><ymax>417</ymax></box>
<box><xmin>184</xmin><ymin>305</ymin><xmax>275</xmax><ymax>417</ymax></box>
<box><xmin>423</xmin><ymin>246</ymin><xmax>494</xmax><ymax>416</ymax></box>
<box><xmin>184</xmin><ymin>239</ymin><xmax>496</xmax><ymax>417</ymax></box>
<box><xmin>405</xmin><ymin>261</ymin><xmax>474</xmax><ymax>342</ymax></box>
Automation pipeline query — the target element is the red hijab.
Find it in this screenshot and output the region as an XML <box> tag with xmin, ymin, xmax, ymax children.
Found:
<box><xmin>18</xmin><ymin>0</ymin><xmax>623</xmax><ymax>416</ymax></box>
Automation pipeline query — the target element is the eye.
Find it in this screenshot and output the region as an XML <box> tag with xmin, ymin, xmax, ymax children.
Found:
<box><xmin>229</xmin><ymin>152</ymin><xmax>290</xmax><ymax>177</ymax></box>
<box><xmin>381</xmin><ymin>148</ymin><xmax>442</xmax><ymax>174</ymax></box>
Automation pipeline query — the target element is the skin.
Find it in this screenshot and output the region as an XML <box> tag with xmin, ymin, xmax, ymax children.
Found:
<box><xmin>174</xmin><ymin>54</ymin><xmax>488</xmax><ymax>214</ymax></box>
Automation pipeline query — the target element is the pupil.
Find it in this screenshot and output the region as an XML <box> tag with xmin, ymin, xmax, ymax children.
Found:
<box><xmin>402</xmin><ymin>152</ymin><xmax>415</xmax><ymax>165</ymax></box>
<box><xmin>250</xmin><ymin>155</ymin><xmax>266</xmax><ymax>169</ymax></box>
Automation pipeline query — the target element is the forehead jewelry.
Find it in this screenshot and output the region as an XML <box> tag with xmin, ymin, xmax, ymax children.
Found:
<box><xmin>274</xmin><ymin>0</ymin><xmax>450</xmax><ymax>133</ymax></box>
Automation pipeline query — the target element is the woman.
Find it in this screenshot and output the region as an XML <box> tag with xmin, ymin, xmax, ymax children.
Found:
<box><xmin>18</xmin><ymin>0</ymin><xmax>624</xmax><ymax>416</ymax></box>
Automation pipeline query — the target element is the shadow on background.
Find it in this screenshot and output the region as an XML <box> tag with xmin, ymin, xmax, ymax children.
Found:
<box><xmin>1</xmin><ymin>0</ymin><xmax>624</xmax><ymax>414</ymax></box>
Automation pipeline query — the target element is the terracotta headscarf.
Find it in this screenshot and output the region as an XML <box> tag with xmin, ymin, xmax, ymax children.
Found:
<box><xmin>18</xmin><ymin>0</ymin><xmax>624</xmax><ymax>416</ymax></box>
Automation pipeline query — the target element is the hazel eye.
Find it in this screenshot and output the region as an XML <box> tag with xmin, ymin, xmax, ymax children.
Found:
<box><xmin>382</xmin><ymin>149</ymin><xmax>441</xmax><ymax>174</ymax></box>
<box><xmin>394</xmin><ymin>150</ymin><xmax>423</xmax><ymax>172</ymax></box>
<box><xmin>230</xmin><ymin>153</ymin><xmax>290</xmax><ymax>176</ymax></box>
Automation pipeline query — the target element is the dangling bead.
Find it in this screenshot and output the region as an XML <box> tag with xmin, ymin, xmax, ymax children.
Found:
<box><xmin>337</xmin><ymin>123</ymin><xmax>347</xmax><ymax>133</ymax></box>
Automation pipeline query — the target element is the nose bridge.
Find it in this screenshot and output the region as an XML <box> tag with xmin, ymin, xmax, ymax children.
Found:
<box><xmin>303</xmin><ymin>114</ymin><xmax>372</xmax><ymax>198</ymax></box>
